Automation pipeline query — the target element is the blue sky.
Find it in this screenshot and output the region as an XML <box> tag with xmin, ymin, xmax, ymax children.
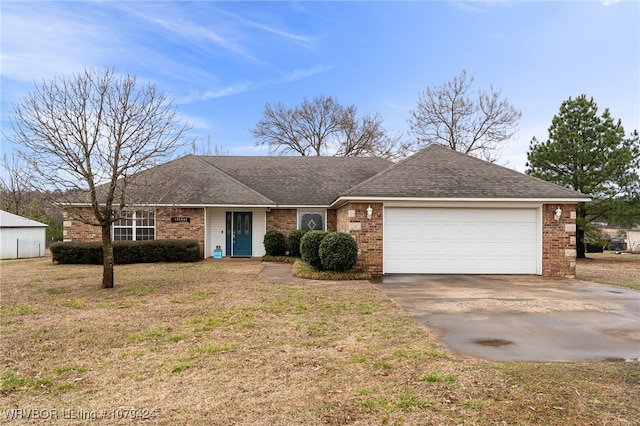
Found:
<box><xmin>1</xmin><ymin>0</ymin><xmax>638</xmax><ymax>171</ymax></box>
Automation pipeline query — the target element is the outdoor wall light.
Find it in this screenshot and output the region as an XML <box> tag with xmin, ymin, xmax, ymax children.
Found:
<box><xmin>366</xmin><ymin>205</ymin><xmax>373</xmax><ymax>220</ymax></box>
<box><xmin>554</xmin><ymin>206</ymin><xmax>562</xmax><ymax>221</ymax></box>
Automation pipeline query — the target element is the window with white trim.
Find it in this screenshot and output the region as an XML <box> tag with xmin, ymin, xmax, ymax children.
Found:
<box><xmin>113</xmin><ymin>210</ymin><xmax>155</xmax><ymax>240</ymax></box>
<box><xmin>298</xmin><ymin>210</ymin><xmax>325</xmax><ymax>231</ymax></box>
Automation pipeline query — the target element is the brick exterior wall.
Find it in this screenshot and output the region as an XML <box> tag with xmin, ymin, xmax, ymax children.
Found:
<box><xmin>335</xmin><ymin>203</ymin><xmax>577</xmax><ymax>277</ymax></box>
<box><xmin>336</xmin><ymin>202</ymin><xmax>383</xmax><ymax>275</ymax></box>
<box><xmin>266</xmin><ymin>208</ymin><xmax>338</xmax><ymax>252</ymax></box>
<box><xmin>65</xmin><ymin>203</ymin><xmax>577</xmax><ymax>277</ymax></box>
<box><xmin>542</xmin><ymin>203</ymin><xmax>577</xmax><ymax>277</ymax></box>
<box><xmin>326</xmin><ymin>210</ymin><xmax>337</xmax><ymax>232</ymax></box>
<box><xmin>63</xmin><ymin>208</ymin><xmax>101</xmax><ymax>241</ymax></box>
<box><xmin>63</xmin><ymin>207</ymin><xmax>206</xmax><ymax>259</ymax></box>
<box><xmin>156</xmin><ymin>208</ymin><xmax>205</xmax><ymax>258</ymax></box>
<box><xmin>266</xmin><ymin>209</ymin><xmax>297</xmax><ymax>235</ymax></box>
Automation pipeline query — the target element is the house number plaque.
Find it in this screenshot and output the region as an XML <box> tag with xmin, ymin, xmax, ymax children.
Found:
<box><xmin>171</xmin><ymin>217</ymin><xmax>190</xmax><ymax>223</ymax></box>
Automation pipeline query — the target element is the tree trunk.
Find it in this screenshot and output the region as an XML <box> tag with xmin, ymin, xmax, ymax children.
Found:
<box><xmin>576</xmin><ymin>203</ymin><xmax>586</xmax><ymax>259</ymax></box>
<box><xmin>576</xmin><ymin>227</ymin><xmax>586</xmax><ymax>259</ymax></box>
<box><xmin>101</xmin><ymin>225</ymin><xmax>115</xmax><ymax>289</ymax></box>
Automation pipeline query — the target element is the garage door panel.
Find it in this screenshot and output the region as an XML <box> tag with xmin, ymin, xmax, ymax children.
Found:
<box><xmin>384</xmin><ymin>208</ymin><xmax>539</xmax><ymax>274</ymax></box>
<box><xmin>387</xmin><ymin>251</ymin><xmax>534</xmax><ymax>262</ymax></box>
<box><xmin>387</xmin><ymin>259</ymin><xmax>534</xmax><ymax>274</ymax></box>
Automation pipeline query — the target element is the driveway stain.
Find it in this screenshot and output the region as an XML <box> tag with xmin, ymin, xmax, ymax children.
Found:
<box><xmin>474</xmin><ymin>339</ymin><xmax>514</xmax><ymax>347</ymax></box>
<box><xmin>373</xmin><ymin>274</ymin><xmax>640</xmax><ymax>362</ymax></box>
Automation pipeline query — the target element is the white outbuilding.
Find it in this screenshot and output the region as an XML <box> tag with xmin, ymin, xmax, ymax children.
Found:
<box><xmin>0</xmin><ymin>210</ymin><xmax>48</xmax><ymax>259</ymax></box>
<box><xmin>628</xmin><ymin>230</ymin><xmax>640</xmax><ymax>253</ymax></box>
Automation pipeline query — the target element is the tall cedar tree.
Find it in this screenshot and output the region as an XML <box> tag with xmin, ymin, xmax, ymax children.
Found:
<box><xmin>526</xmin><ymin>95</ymin><xmax>640</xmax><ymax>258</ymax></box>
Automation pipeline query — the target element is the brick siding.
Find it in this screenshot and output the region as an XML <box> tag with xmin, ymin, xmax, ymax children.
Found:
<box><xmin>326</xmin><ymin>210</ymin><xmax>337</xmax><ymax>232</ymax></box>
<box><xmin>156</xmin><ymin>208</ymin><xmax>205</xmax><ymax>258</ymax></box>
<box><xmin>266</xmin><ymin>209</ymin><xmax>297</xmax><ymax>236</ymax></box>
<box><xmin>542</xmin><ymin>203</ymin><xmax>577</xmax><ymax>277</ymax></box>
<box><xmin>266</xmin><ymin>208</ymin><xmax>338</xmax><ymax>252</ymax></box>
<box><xmin>63</xmin><ymin>206</ymin><xmax>206</xmax><ymax>259</ymax></box>
<box><xmin>336</xmin><ymin>202</ymin><xmax>383</xmax><ymax>275</ymax></box>
<box><xmin>63</xmin><ymin>208</ymin><xmax>101</xmax><ymax>242</ymax></box>
<box><xmin>65</xmin><ymin>203</ymin><xmax>578</xmax><ymax>277</ymax></box>
<box><xmin>336</xmin><ymin>203</ymin><xmax>577</xmax><ymax>277</ymax></box>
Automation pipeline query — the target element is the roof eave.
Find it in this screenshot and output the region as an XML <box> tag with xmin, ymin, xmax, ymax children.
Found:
<box><xmin>331</xmin><ymin>196</ymin><xmax>592</xmax><ymax>208</ymax></box>
<box><xmin>59</xmin><ymin>203</ymin><xmax>278</xmax><ymax>209</ymax></box>
<box><xmin>60</xmin><ymin>202</ymin><xmax>339</xmax><ymax>209</ymax></box>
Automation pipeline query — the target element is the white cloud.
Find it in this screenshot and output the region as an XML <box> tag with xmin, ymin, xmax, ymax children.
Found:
<box><xmin>117</xmin><ymin>5</ymin><xmax>259</xmax><ymax>63</ymax></box>
<box><xmin>201</xmin><ymin>83</ymin><xmax>253</xmax><ymax>100</ymax></box>
<box><xmin>280</xmin><ymin>64</ymin><xmax>331</xmax><ymax>82</ymax></box>
<box><xmin>215</xmin><ymin>7</ymin><xmax>314</xmax><ymax>46</ymax></box>
<box><xmin>175</xmin><ymin>64</ymin><xmax>331</xmax><ymax>104</ymax></box>
<box><xmin>602</xmin><ymin>0</ymin><xmax>620</xmax><ymax>6</ymax></box>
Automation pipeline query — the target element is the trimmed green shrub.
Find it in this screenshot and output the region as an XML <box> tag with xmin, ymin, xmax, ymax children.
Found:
<box><xmin>263</xmin><ymin>229</ymin><xmax>285</xmax><ymax>256</ymax></box>
<box><xmin>319</xmin><ymin>232</ymin><xmax>358</xmax><ymax>272</ymax></box>
<box><xmin>50</xmin><ymin>240</ymin><xmax>200</xmax><ymax>264</ymax></box>
<box><xmin>287</xmin><ymin>230</ymin><xmax>306</xmax><ymax>258</ymax></box>
<box><xmin>50</xmin><ymin>241</ymin><xmax>103</xmax><ymax>264</ymax></box>
<box><xmin>300</xmin><ymin>230</ymin><xmax>327</xmax><ymax>270</ymax></box>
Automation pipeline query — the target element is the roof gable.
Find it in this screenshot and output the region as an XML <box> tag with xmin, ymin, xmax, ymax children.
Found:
<box><xmin>200</xmin><ymin>156</ymin><xmax>392</xmax><ymax>205</ymax></box>
<box><xmin>63</xmin><ymin>155</ymin><xmax>392</xmax><ymax>207</ymax></box>
<box><xmin>126</xmin><ymin>155</ymin><xmax>275</xmax><ymax>206</ymax></box>
<box><xmin>0</xmin><ymin>210</ymin><xmax>48</xmax><ymax>228</ymax></box>
<box><xmin>342</xmin><ymin>145</ymin><xmax>588</xmax><ymax>200</ymax></box>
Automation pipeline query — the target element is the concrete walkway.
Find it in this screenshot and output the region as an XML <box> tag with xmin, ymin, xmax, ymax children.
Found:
<box><xmin>258</xmin><ymin>262</ymin><xmax>303</xmax><ymax>283</ymax></box>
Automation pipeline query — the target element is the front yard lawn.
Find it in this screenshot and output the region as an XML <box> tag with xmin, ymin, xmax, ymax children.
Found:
<box><xmin>1</xmin><ymin>258</ymin><xmax>638</xmax><ymax>425</ymax></box>
<box><xmin>577</xmin><ymin>252</ymin><xmax>640</xmax><ymax>290</ymax></box>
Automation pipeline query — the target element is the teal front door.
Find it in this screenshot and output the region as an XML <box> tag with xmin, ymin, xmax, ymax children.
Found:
<box><xmin>231</xmin><ymin>212</ymin><xmax>252</xmax><ymax>257</ymax></box>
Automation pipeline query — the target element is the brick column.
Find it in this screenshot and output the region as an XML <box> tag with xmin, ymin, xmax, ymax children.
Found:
<box><xmin>542</xmin><ymin>203</ymin><xmax>577</xmax><ymax>277</ymax></box>
<box><xmin>336</xmin><ymin>202</ymin><xmax>383</xmax><ymax>275</ymax></box>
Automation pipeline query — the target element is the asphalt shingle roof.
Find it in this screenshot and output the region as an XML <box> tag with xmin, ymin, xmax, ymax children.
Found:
<box><xmin>71</xmin><ymin>146</ymin><xmax>587</xmax><ymax>207</ymax></box>
<box><xmin>125</xmin><ymin>155</ymin><xmax>275</xmax><ymax>206</ymax></box>
<box><xmin>342</xmin><ymin>144</ymin><xmax>589</xmax><ymax>200</ymax></box>
<box><xmin>199</xmin><ymin>155</ymin><xmax>393</xmax><ymax>205</ymax></box>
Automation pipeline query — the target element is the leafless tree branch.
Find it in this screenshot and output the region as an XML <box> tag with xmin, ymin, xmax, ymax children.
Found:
<box><xmin>409</xmin><ymin>70</ymin><xmax>521</xmax><ymax>162</ymax></box>
<box><xmin>8</xmin><ymin>67</ymin><xmax>192</xmax><ymax>288</ymax></box>
<box><xmin>252</xmin><ymin>96</ymin><xmax>408</xmax><ymax>160</ymax></box>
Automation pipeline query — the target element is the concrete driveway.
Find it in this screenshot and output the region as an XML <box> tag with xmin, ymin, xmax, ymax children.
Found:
<box><xmin>372</xmin><ymin>275</ymin><xmax>640</xmax><ymax>362</ymax></box>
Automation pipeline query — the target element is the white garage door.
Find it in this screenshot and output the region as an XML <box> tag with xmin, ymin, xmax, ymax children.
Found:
<box><xmin>384</xmin><ymin>208</ymin><xmax>539</xmax><ymax>274</ymax></box>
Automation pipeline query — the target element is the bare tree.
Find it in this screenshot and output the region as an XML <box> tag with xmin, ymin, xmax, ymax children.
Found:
<box><xmin>335</xmin><ymin>111</ymin><xmax>407</xmax><ymax>161</ymax></box>
<box><xmin>408</xmin><ymin>70</ymin><xmax>521</xmax><ymax>162</ymax></box>
<box><xmin>0</xmin><ymin>153</ymin><xmax>33</xmax><ymax>215</ymax></box>
<box><xmin>1</xmin><ymin>153</ymin><xmax>65</xmax><ymax>242</ymax></box>
<box><xmin>8</xmin><ymin>67</ymin><xmax>191</xmax><ymax>288</ymax></box>
<box><xmin>252</xmin><ymin>96</ymin><xmax>407</xmax><ymax>159</ymax></box>
<box><xmin>190</xmin><ymin>135</ymin><xmax>228</xmax><ymax>156</ymax></box>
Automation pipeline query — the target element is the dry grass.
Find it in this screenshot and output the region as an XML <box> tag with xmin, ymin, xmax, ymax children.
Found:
<box><xmin>577</xmin><ymin>252</ymin><xmax>640</xmax><ymax>290</ymax></box>
<box><xmin>1</xmin><ymin>257</ymin><xmax>639</xmax><ymax>425</ymax></box>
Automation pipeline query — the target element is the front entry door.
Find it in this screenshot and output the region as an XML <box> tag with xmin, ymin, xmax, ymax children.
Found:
<box><xmin>230</xmin><ymin>212</ymin><xmax>252</xmax><ymax>257</ymax></box>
